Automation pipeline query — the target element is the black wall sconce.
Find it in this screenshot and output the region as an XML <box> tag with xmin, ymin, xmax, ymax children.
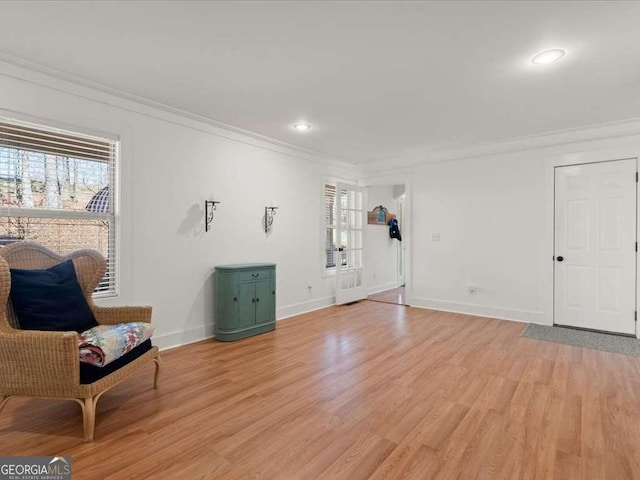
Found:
<box><xmin>205</xmin><ymin>200</ymin><xmax>221</xmax><ymax>232</ymax></box>
<box><xmin>265</xmin><ymin>205</ymin><xmax>278</xmax><ymax>233</ymax></box>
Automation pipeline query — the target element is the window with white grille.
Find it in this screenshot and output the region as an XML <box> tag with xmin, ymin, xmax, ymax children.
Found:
<box><xmin>0</xmin><ymin>119</ymin><xmax>118</xmax><ymax>296</ymax></box>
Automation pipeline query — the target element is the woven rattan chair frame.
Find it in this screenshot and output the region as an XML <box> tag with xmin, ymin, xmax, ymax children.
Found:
<box><xmin>0</xmin><ymin>242</ymin><xmax>161</xmax><ymax>441</ymax></box>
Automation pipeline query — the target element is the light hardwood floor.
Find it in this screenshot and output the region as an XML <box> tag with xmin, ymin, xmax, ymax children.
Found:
<box><xmin>368</xmin><ymin>287</ymin><xmax>406</xmax><ymax>305</ymax></box>
<box><xmin>2</xmin><ymin>301</ymin><xmax>640</xmax><ymax>479</ymax></box>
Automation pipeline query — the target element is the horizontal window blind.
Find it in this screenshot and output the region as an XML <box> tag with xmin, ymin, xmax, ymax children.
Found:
<box><xmin>0</xmin><ymin>122</ymin><xmax>113</xmax><ymax>162</ymax></box>
<box><xmin>0</xmin><ymin>118</ymin><xmax>117</xmax><ymax>296</ymax></box>
<box><xmin>324</xmin><ymin>184</ymin><xmax>337</xmax><ymax>269</ymax></box>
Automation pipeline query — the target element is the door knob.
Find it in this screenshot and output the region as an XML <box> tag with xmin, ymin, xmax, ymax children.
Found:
<box><xmin>556</xmin><ymin>256</ymin><xmax>564</xmax><ymax>262</ymax></box>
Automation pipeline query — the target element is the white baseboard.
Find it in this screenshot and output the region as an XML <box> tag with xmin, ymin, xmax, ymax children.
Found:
<box><xmin>277</xmin><ymin>296</ymin><xmax>335</xmax><ymax>320</ymax></box>
<box><xmin>154</xmin><ymin>323</ymin><xmax>215</xmax><ymax>351</ymax></box>
<box><xmin>366</xmin><ymin>282</ymin><xmax>399</xmax><ymax>295</ymax></box>
<box><xmin>409</xmin><ymin>297</ymin><xmax>546</xmax><ymax>324</ymax></box>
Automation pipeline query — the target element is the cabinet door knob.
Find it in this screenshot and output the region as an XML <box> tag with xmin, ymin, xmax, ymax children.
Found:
<box><xmin>233</xmin><ymin>297</ymin><xmax>237</xmax><ymax>302</ymax></box>
<box><xmin>252</xmin><ymin>298</ymin><xmax>255</xmax><ymax>303</ymax></box>
<box><xmin>252</xmin><ymin>273</ymin><xmax>259</xmax><ymax>277</ymax></box>
<box><xmin>256</xmin><ymin>298</ymin><xmax>260</xmax><ymax>302</ymax></box>
<box><xmin>272</xmin><ymin>291</ymin><xmax>275</xmax><ymax>295</ymax></box>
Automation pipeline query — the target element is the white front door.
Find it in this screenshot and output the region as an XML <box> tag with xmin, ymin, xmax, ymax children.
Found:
<box><xmin>335</xmin><ymin>183</ymin><xmax>367</xmax><ymax>304</ymax></box>
<box><xmin>554</xmin><ymin>158</ymin><xmax>637</xmax><ymax>334</ymax></box>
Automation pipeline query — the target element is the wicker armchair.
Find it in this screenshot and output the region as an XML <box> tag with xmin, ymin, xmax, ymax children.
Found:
<box><xmin>0</xmin><ymin>242</ymin><xmax>161</xmax><ymax>441</ymax></box>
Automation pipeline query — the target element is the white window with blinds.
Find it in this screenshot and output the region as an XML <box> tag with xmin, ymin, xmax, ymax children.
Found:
<box><xmin>0</xmin><ymin>118</ymin><xmax>118</xmax><ymax>296</ymax></box>
<box><xmin>325</xmin><ymin>184</ymin><xmax>337</xmax><ymax>270</ymax></box>
<box><xmin>324</xmin><ymin>183</ymin><xmax>349</xmax><ymax>272</ymax></box>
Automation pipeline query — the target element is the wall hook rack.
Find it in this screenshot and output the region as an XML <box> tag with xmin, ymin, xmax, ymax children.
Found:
<box><xmin>265</xmin><ymin>206</ymin><xmax>279</xmax><ymax>233</ymax></box>
<box><xmin>367</xmin><ymin>205</ymin><xmax>396</xmax><ymax>225</ymax></box>
<box><xmin>205</xmin><ymin>200</ymin><xmax>221</xmax><ymax>232</ymax></box>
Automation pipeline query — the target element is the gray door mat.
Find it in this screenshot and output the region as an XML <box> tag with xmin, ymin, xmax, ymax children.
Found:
<box><xmin>522</xmin><ymin>323</ymin><xmax>640</xmax><ymax>357</ymax></box>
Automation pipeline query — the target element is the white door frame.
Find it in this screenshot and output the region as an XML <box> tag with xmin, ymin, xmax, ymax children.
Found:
<box><xmin>543</xmin><ymin>148</ymin><xmax>640</xmax><ymax>338</ymax></box>
<box><xmin>397</xmin><ymin>194</ymin><xmax>406</xmax><ymax>287</ymax></box>
<box><xmin>359</xmin><ymin>173</ymin><xmax>413</xmax><ymax>306</ymax></box>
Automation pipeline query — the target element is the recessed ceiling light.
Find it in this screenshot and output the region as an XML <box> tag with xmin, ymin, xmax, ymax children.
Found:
<box><xmin>293</xmin><ymin>123</ymin><xmax>312</xmax><ymax>131</ymax></box>
<box><xmin>531</xmin><ymin>49</ymin><xmax>565</xmax><ymax>65</ymax></box>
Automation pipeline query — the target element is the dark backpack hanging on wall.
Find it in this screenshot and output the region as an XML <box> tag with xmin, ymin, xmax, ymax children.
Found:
<box><xmin>389</xmin><ymin>218</ymin><xmax>402</xmax><ymax>241</ymax></box>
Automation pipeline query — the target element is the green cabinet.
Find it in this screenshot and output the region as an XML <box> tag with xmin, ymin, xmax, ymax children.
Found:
<box><xmin>214</xmin><ymin>263</ymin><xmax>276</xmax><ymax>341</ymax></box>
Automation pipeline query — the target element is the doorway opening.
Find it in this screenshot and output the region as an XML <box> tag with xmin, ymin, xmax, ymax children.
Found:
<box><xmin>365</xmin><ymin>184</ymin><xmax>407</xmax><ymax>306</ymax></box>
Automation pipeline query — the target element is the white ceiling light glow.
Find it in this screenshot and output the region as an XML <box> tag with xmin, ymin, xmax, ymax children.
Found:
<box><xmin>531</xmin><ymin>49</ymin><xmax>566</xmax><ymax>65</ymax></box>
<box><xmin>293</xmin><ymin>123</ymin><xmax>312</xmax><ymax>131</ymax></box>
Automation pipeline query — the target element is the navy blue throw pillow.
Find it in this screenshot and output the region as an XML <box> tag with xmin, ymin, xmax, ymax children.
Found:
<box><xmin>10</xmin><ymin>260</ymin><xmax>98</xmax><ymax>332</ymax></box>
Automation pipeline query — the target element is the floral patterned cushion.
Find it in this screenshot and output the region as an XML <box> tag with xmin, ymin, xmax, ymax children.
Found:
<box><xmin>78</xmin><ymin>322</ymin><xmax>154</xmax><ymax>367</ymax></box>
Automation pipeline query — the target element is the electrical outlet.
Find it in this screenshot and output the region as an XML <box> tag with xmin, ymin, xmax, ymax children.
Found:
<box><xmin>431</xmin><ymin>233</ymin><xmax>440</xmax><ymax>242</ymax></box>
<box><xmin>468</xmin><ymin>285</ymin><xmax>477</xmax><ymax>295</ymax></box>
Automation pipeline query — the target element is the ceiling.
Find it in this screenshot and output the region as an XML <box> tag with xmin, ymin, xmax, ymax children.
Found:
<box><xmin>0</xmin><ymin>1</ymin><xmax>639</xmax><ymax>165</ymax></box>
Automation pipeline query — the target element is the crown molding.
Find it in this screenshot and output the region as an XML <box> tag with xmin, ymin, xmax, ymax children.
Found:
<box><xmin>3</xmin><ymin>51</ymin><xmax>639</xmax><ymax>179</ymax></box>
<box><xmin>363</xmin><ymin>117</ymin><xmax>640</xmax><ymax>174</ymax></box>
<box><xmin>0</xmin><ymin>52</ymin><xmax>357</xmax><ymax>177</ymax></box>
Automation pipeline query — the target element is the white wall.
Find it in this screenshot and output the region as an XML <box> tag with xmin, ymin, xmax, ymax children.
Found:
<box><xmin>0</xmin><ymin>61</ymin><xmax>358</xmax><ymax>349</ymax></box>
<box><xmin>3</xmin><ymin>58</ymin><xmax>640</xmax><ymax>346</ymax></box>
<box><xmin>364</xmin><ymin>185</ymin><xmax>400</xmax><ymax>294</ymax></box>
<box><xmin>410</xmin><ymin>134</ymin><xmax>640</xmax><ymax>325</ymax></box>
